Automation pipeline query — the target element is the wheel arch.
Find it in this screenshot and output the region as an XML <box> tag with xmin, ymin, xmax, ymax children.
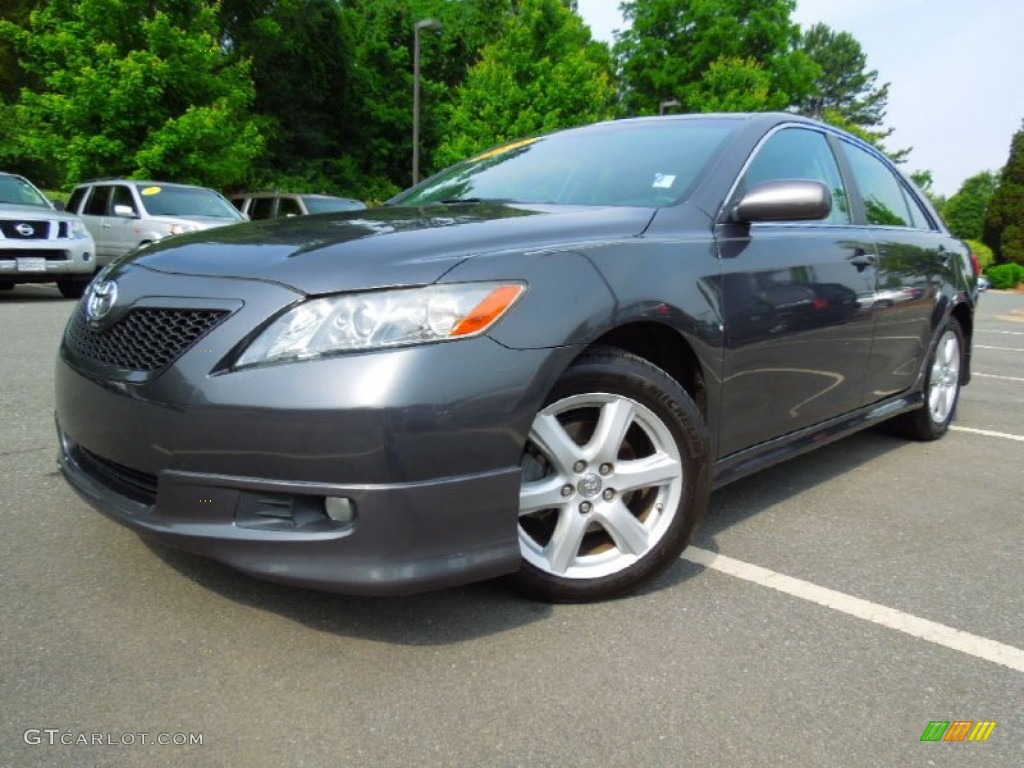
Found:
<box><xmin>587</xmin><ymin>321</ymin><xmax>708</xmax><ymax>420</ymax></box>
<box><xmin>950</xmin><ymin>300</ymin><xmax>973</xmax><ymax>384</ymax></box>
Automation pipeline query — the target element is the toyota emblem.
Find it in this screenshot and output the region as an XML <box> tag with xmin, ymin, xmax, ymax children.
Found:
<box><xmin>15</xmin><ymin>222</ymin><xmax>35</xmax><ymax>237</ymax></box>
<box><xmin>85</xmin><ymin>279</ymin><xmax>118</xmax><ymax>325</ymax></box>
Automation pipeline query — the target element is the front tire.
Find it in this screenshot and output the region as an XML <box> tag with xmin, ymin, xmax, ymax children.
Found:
<box><xmin>890</xmin><ymin>317</ymin><xmax>965</xmax><ymax>441</ymax></box>
<box><xmin>511</xmin><ymin>347</ymin><xmax>710</xmax><ymax>602</ymax></box>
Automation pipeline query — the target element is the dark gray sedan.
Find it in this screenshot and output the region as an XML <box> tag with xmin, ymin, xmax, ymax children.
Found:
<box><xmin>55</xmin><ymin>113</ymin><xmax>978</xmax><ymax>601</ymax></box>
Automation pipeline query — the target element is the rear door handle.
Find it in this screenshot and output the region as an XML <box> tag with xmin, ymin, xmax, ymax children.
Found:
<box><xmin>849</xmin><ymin>251</ymin><xmax>876</xmax><ymax>268</ymax></box>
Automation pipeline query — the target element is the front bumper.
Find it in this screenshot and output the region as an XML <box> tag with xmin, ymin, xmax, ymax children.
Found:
<box><xmin>58</xmin><ymin>424</ymin><xmax>524</xmax><ymax>594</ymax></box>
<box><xmin>0</xmin><ymin>233</ymin><xmax>94</xmax><ymax>281</ymax></box>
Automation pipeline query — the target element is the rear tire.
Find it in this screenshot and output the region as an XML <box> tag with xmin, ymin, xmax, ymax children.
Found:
<box><xmin>889</xmin><ymin>317</ymin><xmax>964</xmax><ymax>441</ymax></box>
<box><xmin>511</xmin><ymin>347</ymin><xmax>710</xmax><ymax>602</ymax></box>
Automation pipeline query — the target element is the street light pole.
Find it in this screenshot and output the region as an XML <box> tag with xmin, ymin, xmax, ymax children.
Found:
<box><xmin>413</xmin><ymin>18</ymin><xmax>443</xmax><ymax>186</ymax></box>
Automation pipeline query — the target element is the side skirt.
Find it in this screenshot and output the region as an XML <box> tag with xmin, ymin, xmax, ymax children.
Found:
<box><xmin>711</xmin><ymin>392</ymin><xmax>924</xmax><ymax>491</ymax></box>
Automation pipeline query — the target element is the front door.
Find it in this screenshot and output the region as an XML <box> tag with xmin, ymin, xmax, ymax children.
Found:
<box><xmin>714</xmin><ymin>127</ymin><xmax>877</xmax><ymax>457</ymax></box>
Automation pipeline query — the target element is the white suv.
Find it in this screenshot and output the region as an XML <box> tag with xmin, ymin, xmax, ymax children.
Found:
<box><xmin>67</xmin><ymin>180</ymin><xmax>245</xmax><ymax>264</ymax></box>
<box><xmin>0</xmin><ymin>172</ymin><xmax>96</xmax><ymax>298</ymax></box>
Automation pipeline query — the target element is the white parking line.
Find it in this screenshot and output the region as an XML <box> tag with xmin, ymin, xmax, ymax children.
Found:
<box><xmin>978</xmin><ymin>329</ymin><xmax>1024</xmax><ymax>336</ymax></box>
<box><xmin>975</xmin><ymin>345</ymin><xmax>1024</xmax><ymax>352</ymax></box>
<box><xmin>974</xmin><ymin>372</ymin><xmax>1024</xmax><ymax>383</ymax></box>
<box><xmin>682</xmin><ymin>547</ymin><xmax>1024</xmax><ymax>673</ymax></box>
<box><xmin>950</xmin><ymin>426</ymin><xmax>1024</xmax><ymax>443</ymax></box>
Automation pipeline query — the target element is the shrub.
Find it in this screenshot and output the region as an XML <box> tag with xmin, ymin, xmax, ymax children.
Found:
<box><xmin>986</xmin><ymin>263</ymin><xmax>1024</xmax><ymax>289</ymax></box>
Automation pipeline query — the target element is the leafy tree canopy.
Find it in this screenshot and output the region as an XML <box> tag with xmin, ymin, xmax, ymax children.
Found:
<box><xmin>942</xmin><ymin>171</ymin><xmax>997</xmax><ymax>241</ymax></box>
<box><xmin>984</xmin><ymin>121</ymin><xmax>1024</xmax><ymax>265</ymax></box>
<box><xmin>0</xmin><ymin>0</ymin><xmax>263</xmax><ymax>189</ymax></box>
<box><xmin>797</xmin><ymin>22</ymin><xmax>889</xmax><ymax>128</ymax></box>
<box><xmin>614</xmin><ymin>0</ymin><xmax>819</xmax><ymax>115</ymax></box>
<box><xmin>435</xmin><ymin>0</ymin><xmax>616</xmax><ymax>168</ymax></box>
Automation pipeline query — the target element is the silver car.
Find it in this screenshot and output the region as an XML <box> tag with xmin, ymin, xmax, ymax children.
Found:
<box><xmin>67</xmin><ymin>180</ymin><xmax>245</xmax><ymax>265</ymax></box>
<box><xmin>0</xmin><ymin>171</ymin><xmax>96</xmax><ymax>298</ymax></box>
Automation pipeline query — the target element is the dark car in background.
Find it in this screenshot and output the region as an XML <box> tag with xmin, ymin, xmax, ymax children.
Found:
<box><xmin>231</xmin><ymin>191</ymin><xmax>366</xmax><ymax>220</ymax></box>
<box><xmin>55</xmin><ymin>113</ymin><xmax>977</xmax><ymax>602</ymax></box>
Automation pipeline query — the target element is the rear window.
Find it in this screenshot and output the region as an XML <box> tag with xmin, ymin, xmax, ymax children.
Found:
<box><xmin>392</xmin><ymin>119</ymin><xmax>740</xmax><ymax>208</ymax></box>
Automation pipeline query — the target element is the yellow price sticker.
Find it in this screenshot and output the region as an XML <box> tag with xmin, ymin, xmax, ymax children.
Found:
<box><xmin>141</xmin><ymin>186</ymin><xmax>162</xmax><ymax>195</ymax></box>
<box><xmin>470</xmin><ymin>137</ymin><xmax>539</xmax><ymax>163</ymax></box>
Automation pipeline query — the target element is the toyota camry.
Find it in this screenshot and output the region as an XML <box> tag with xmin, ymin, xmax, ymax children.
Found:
<box><xmin>55</xmin><ymin>113</ymin><xmax>978</xmax><ymax>601</ymax></box>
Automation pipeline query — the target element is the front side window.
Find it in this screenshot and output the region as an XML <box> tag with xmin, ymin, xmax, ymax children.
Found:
<box><xmin>277</xmin><ymin>197</ymin><xmax>303</xmax><ymax>217</ymax></box>
<box><xmin>740</xmin><ymin>128</ymin><xmax>851</xmax><ymax>224</ymax></box>
<box><xmin>842</xmin><ymin>142</ymin><xmax>913</xmax><ymax>227</ymax></box>
<box><xmin>249</xmin><ymin>197</ymin><xmax>275</xmax><ymax>220</ymax></box>
<box><xmin>111</xmin><ymin>185</ymin><xmax>137</xmax><ymax>215</ymax></box>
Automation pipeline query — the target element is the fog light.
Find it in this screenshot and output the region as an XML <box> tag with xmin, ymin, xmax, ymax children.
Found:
<box><xmin>324</xmin><ymin>496</ymin><xmax>356</xmax><ymax>524</ymax></box>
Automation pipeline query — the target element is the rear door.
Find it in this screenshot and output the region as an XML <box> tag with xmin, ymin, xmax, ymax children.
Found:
<box><xmin>715</xmin><ymin>126</ymin><xmax>878</xmax><ymax>457</ymax></box>
<box><xmin>80</xmin><ymin>185</ymin><xmax>113</xmax><ymax>261</ymax></box>
<box><xmin>837</xmin><ymin>139</ymin><xmax>961</xmax><ymax>402</ymax></box>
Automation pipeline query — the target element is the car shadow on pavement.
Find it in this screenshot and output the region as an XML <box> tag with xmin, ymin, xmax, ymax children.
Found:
<box><xmin>637</xmin><ymin>427</ymin><xmax>911</xmax><ymax>595</ymax></box>
<box><xmin>143</xmin><ymin>540</ymin><xmax>552</xmax><ymax>645</ymax></box>
<box><xmin>0</xmin><ymin>285</ymin><xmax>72</xmax><ymax>303</ymax></box>
<box><xmin>144</xmin><ymin>427</ymin><xmax>911</xmax><ymax>638</ymax></box>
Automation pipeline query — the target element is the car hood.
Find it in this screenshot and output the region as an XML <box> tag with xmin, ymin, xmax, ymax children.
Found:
<box><xmin>123</xmin><ymin>203</ymin><xmax>656</xmax><ymax>295</ymax></box>
<box><xmin>0</xmin><ymin>203</ymin><xmax>82</xmax><ymax>221</ymax></box>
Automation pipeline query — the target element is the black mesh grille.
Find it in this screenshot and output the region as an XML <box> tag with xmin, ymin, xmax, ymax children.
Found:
<box><xmin>0</xmin><ymin>220</ymin><xmax>51</xmax><ymax>239</ymax></box>
<box><xmin>77</xmin><ymin>446</ymin><xmax>158</xmax><ymax>505</ymax></box>
<box><xmin>65</xmin><ymin>306</ymin><xmax>229</xmax><ymax>371</ymax></box>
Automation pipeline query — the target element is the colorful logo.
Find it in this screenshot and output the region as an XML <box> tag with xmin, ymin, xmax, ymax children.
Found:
<box><xmin>920</xmin><ymin>720</ymin><xmax>997</xmax><ymax>742</ymax></box>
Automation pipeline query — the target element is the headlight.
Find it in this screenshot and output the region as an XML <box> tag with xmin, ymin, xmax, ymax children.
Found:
<box><xmin>236</xmin><ymin>282</ymin><xmax>526</xmax><ymax>367</ymax></box>
<box><xmin>69</xmin><ymin>220</ymin><xmax>89</xmax><ymax>238</ymax></box>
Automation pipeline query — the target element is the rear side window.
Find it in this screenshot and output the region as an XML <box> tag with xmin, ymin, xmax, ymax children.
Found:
<box><xmin>67</xmin><ymin>187</ymin><xmax>88</xmax><ymax>214</ymax></box>
<box><xmin>83</xmin><ymin>186</ymin><xmax>112</xmax><ymax>216</ymax></box>
<box><xmin>741</xmin><ymin>128</ymin><xmax>851</xmax><ymax>224</ymax></box>
<box><xmin>842</xmin><ymin>142</ymin><xmax>914</xmax><ymax>227</ymax></box>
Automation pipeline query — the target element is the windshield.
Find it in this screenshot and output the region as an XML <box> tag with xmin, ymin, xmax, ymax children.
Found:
<box><xmin>136</xmin><ymin>185</ymin><xmax>244</xmax><ymax>219</ymax></box>
<box><xmin>0</xmin><ymin>174</ymin><xmax>51</xmax><ymax>209</ymax></box>
<box><xmin>392</xmin><ymin>119</ymin><xmax>740</xmax><ymax>208</ymax></box>
<box><xmin>304</xmin><ymin>196</ymin><xmax>366</xmax><ymax>214</ymax></box>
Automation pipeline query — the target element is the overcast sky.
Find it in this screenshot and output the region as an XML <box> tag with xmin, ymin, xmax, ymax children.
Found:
<box><xmin>576</xmin><ymin>0</ymin><xmax>1024</xmax><ymax>197</ymax></box>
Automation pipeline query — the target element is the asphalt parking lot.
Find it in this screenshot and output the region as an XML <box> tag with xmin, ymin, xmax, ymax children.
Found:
<box><xmin>1</xmin><ymin>284</ymin><xmax>1021</xmax><ymax>767</ymax></box>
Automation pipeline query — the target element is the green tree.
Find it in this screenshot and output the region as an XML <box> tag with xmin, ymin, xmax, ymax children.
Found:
<box><xmin>436</xmin><ymin>0</ymin><xmax>616</xmax><ymax>168</ymax></box>
<box><xmin>797</xmin><ymin>23</ymin><xmax>889</xmax><ymax>128</ymax></box>
<box><xmin>942</xmin><ymin>171</ymin><xmax>998</xmax><ymax>241</ymax></box>
<box><xmin>327</xmin><ymin>0</ymin><xmax>515</xmax><ymax>198</ymax></box>
<box><xmin>218</xmin><ymin>0</ymin><xmax>356</xmax><ymax>193</ymax></box>
<box><xmin>983</xmin><ymin>121</ymin><xmax>1024</xmax><ymax>265</ymax></box>
<box><xmin>0</xmin><ymin>0</ymin><xmax>263</xmax><ymax>189</ymax></box>
<box><xmin>614</xmin><ymin>0</ymin><xmax>818</xmax><ymax>115</ymax></box>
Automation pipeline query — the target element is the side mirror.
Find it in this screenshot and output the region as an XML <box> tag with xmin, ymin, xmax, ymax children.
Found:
<box><xmin>113</xmin><ymin>204</ymin><xmax>137</xmax><ymax>218</ymax></box>
<box><xmin>730</xmin><ymin>180</ymin><xmax>831</xmax><ymax>223</ymax></box>
<box><xmin>52</xmin><ymin>200</ymin><xmax>66</xmax><ymax>211</ymax></box>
